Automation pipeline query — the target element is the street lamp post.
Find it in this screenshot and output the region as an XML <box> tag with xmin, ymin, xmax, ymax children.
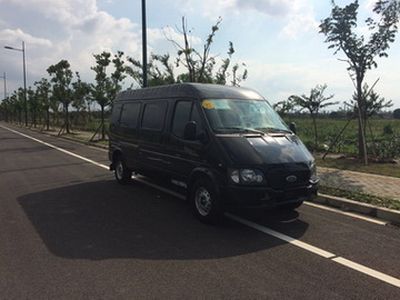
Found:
<box><xmin>0</xmin><ymin>72</ymin><xmax>6</xmax><ymax>100</ymax></box>
<box><xmin>141</xmin><ymin>0</ymin><xmax>148</xmax><ymax>88</ymax></box>
<box><xmin>4</xmin><ymin>41</ymin><xmax>28</xmax><ymax>126</ymax></box>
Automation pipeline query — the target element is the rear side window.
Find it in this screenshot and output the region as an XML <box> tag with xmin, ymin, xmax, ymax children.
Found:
<box><xmin>142</xmin><ymin>101</ymin><xmax>167</xmax><ymax>131</ymax></box>
<box><xmin>172</xmin><ymin>101</ymin><xmax>192</xmax><ymax>138</ymax></box>
<box><xmin>111</xmin><ymin>104</ymin><xmax>122</xmax><ymax>124</ymax></box>
<box><xmin>120</xmin><ymin>102</ymin><xmax>141</xmax><ymax>129</ymax></box>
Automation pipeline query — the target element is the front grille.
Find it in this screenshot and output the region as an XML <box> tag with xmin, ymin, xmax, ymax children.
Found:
<box><xmin>264</xmin><ymin>163</ymin><xmax>311</xmax><ymax>189</ymax></box>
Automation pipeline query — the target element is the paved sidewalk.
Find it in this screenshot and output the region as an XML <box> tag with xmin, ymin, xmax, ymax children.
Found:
<box><xmin>318</xmin><ymin>167</ymin><xmax>400</xmax><ymax>201</ymax></box>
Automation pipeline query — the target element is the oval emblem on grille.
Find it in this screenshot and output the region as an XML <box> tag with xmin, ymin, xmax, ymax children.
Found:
<box><xmin>286</xmin><ymin>175</ymin><xmax>297</xmax><ymax>183</ymax></box>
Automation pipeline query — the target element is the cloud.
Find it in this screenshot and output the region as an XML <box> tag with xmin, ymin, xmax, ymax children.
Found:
<box><xmin>236</xmin><ymin>0</ymin><xmax>293</xmax><ymax>16</ymax></box>
<box><xmin>177</xmin><ymin>0</ymin><xmax>294</xmax><ymax>18</ymax></box>
<box><xmin>176</xmin><ymin>0</ymin><xmax>318</xmax><ymax>38</ymax></box>
<box><xmin>242</xmin><ymin>58</ymin><xmax>353</xmax><ymax>106</ymax></box>
<box><xmin>279</xmin><ymin>0</ymin><xmax>319</xmax><ymax>39</ymax></box>
<box><xmin>0</xmin><ymin>28</ymin><xmax>52</xmax><ymax>48</ymax></box>
<box><xmin>0</xmin><ymin>0</ymin><xmax>196</xmax><ymax>92</ymax></box>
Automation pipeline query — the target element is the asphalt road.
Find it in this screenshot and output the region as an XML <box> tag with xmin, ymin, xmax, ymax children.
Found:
<box><xmin>1</xmin><ymin>123</ymin><xmax>400</xmax><ymax>299</ymax></box>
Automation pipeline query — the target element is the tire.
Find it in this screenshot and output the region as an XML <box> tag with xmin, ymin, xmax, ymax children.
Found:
<box><xmin>279</xmin><ymin>200</ymin><xmax>303</xmax><ymax>211</ymax></box>
<box><xmin>114</xmin><ymin>156</ymin><xmax>132</xmax><ymax>185</ymax></box>
<box><xmin>190</xmin><ymin>178</ymin><xmax>222</xmax><ymax>224</ymax></box>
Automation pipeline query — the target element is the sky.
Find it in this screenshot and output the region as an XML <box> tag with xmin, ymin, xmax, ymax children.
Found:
<box><xmin>0</xmin><ymin>0</ymin><xmax>399</xmax><ymax>109</ymax></box>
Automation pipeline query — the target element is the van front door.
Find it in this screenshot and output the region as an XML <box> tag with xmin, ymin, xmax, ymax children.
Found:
<box><xmin>165</xmin><ymin>100</ymin><xmax>206</xmax><ymax>182</ymax></box>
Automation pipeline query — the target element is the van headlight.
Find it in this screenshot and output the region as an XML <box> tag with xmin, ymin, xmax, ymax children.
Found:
<box><xmin>310</xmin><ymin>162</ymin><xmax>319</xmax><ymax>184</ymax></box>
<box><xmin>229</xmin><ymin>169</ymin><xmax>264</xmax><ymax>184</ymax></box>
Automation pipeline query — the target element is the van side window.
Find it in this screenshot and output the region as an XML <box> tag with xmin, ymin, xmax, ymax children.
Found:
<box><xmin>142</xmin><ymin>101</ymin><xmax>167</xmax><ymax>131</ymax></box>
<box><xmin>172</xmin><ymin>101</ymin><xmax>192</xmax><ymax>138</ymax></box>
<box><xmin>120</xmin><ymin>103</ymin><xmax>141</xmax><ymax>129</ymax></box>
<box><xmin>111</xmin><ymin>104</ymin><xmax>122</xmax><ymax>124</ymax></box>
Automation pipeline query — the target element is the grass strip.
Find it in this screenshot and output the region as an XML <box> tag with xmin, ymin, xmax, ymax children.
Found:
<box><xmin>316</xmin><ymin>157</ymin><xmax>400</xmax><ymax>178</ymax></box>
<box><xmin>319</xmin><ymin>186</ymin><xmax>400</xmax><ymax>211</ymax></box>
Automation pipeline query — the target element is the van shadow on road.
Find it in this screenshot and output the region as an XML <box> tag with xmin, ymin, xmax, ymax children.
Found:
<box><xmin>18</xmin><ymin>180</ymin><xmax>309</xmax><ymax>261</ymax></box>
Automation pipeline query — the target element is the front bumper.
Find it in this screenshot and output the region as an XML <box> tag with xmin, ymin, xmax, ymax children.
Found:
<box><xmin>222</xmin><ymin>182</ymin><xmax>318</xmax><ymax>208</ymax></box>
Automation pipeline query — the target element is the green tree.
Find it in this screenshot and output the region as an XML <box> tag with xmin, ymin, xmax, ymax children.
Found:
<box><xmin>126</xmin><ymin>17</ymin><xmax>247</xmax><ymax>87</ymax></box>
<box><xmin>27</xmin><ymin>86</ymin><xmax>40</xmax><ymax>128</ymax></box>
<box><xmin>363</xmin><ymin>87</ymin><xmax>392</xmax><ymax>117</ymax></box>
<box><xmin>34</xmin><ymin>78</ymin><xmax>51</xmax><ymax>130</ymax></box>
<box><xmin>320</xmin><ymin>0</ymin><xmax>400</xmax><ymax>162</ymax></box>
<box><xmin>47</xmin><ymin>60</ymin><xmax>74</xmax><ymax>134</ymax></box>
<box><xmin>126</xmin><ymin>53</ymin><xmax>175</xmax><ymax>87</ymax></box>
<box><xmin>273</xmin><ymin>99</ymin><xmax>296</xmax><ymax>117</ymax></box>
<box><xmin>290</xmin><ymin>84</ymin><xmax>337</xmax><ymax>150</ymax></box>
<box><xmin>15</xmin><ymin>88</ymin><xmax>25</xmax><ymax>124</ymax></box>
<box><xmin>91</xmin><ymin>51</ymin><xmax>126</xmax><ymax>140</ymax></box>
<box><xmin>0</xmin><ymin>97</ymin><xmax>11</xmax><ymax>121</ymax></box>
<box><xmin>72</xmin><ymin>72</ymin><xmax>91</xmax><ymax>126</ymax></box>
<box><xmin>110</xmin><ymin>51</ymin><xmax>127</xmax><ymax>99</ymax></box>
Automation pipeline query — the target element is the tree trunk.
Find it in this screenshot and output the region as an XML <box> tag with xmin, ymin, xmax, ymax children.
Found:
<box><xmin>46</xmin><ymin>107</ymin><xmax>50</xmax><ymax>131</ymax></box>
<box><xmin>356</xmin><ymin>79</ymin><xmax>368</xmax><ymax>165</ymax></box>
<box><xmin>33</xmin><ymin>109</ymin><xmax>37</xmax><ymax>128</ymax></box>
<box><xmin>311</xmin><ymin>113</ymin><xmax>318</xmax><ymax>151</ymax></box>
<box><xmin>101</xmin><ymin>104</ymin><xmax>105</xmax><ymax>140</ymax></box>
<box><xmin>52</xmin><ymin>111</ymin><xmax>56</xmax><ymax>128</ymax></box>
<box><xmin>65</xmin><ymin>102</ymin><xmax>70</xmax><ymax>134</ymax></box>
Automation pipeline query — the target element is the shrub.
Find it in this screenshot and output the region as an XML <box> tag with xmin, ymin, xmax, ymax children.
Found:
<box><xmin>371</xmin><ymin>136</ymin><xmax>400</xmax><ymax>161</ymax></box>
<box><xmin>394</xmin><ymin>108</ymin><xmax>400</xmax><ymax>119</ymax></box>
<box><xmin>383</xmin><ymin>124</ymin><xmax>394</xmax><ymax>135</ymax></box>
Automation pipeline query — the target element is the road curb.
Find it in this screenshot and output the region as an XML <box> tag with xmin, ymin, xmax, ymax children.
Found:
<box><xmin>56</xmin><ymin>134</ymin><xmax>109</xmax><ymax>150</ymax></box>
<box><xmin>10</xmin><ymin>124</ymin><xmax>109</xmax><ymax>150</ymax></box>
<box><xmin>312</xmin><ymin>193</ymin><xmax>400</xmax><ymax>225</ymax></box>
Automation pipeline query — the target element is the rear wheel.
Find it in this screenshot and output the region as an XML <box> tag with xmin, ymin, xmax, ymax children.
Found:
<box><xmin>114</xmin><ymin>156</ymin><xmax>132</xmax><ymax>185</ymax></box>
<box><xmin>190</xmin><ymin>178</ymin><xmax>222</xmax><ymax>224</ymax></box>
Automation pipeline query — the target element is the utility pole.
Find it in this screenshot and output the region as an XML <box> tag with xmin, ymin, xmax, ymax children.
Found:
<box><xmin>0</xmin><ymin>72</ymin><xmax>6</xmax><ymax>100</ymax></box>
<box><xmin>5</xmin><ymin>41</ymin><xmax>28</xmax><ymax>126</ymax></box>
<box><xmin>141</xmin><ymin>0</ymin><xmax>148</xmax><ymax>88</ymax></box>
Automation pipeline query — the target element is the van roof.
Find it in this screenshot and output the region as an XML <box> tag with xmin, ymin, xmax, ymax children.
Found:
<box><xmin>115</xmin><ymin>83</ymin><xmax>264</xmax><ymax>101</ymax></box>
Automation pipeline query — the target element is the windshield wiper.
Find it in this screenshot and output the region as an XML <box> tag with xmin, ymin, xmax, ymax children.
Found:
<box><xmin>215</xmin><ymin>127</ymin><xmax>266</xmax><ymax>135</ymax></box>
<box><xmin>256</xmin><ymin>127</ymin><xmax>292</xmax><ymax>134</ymax></box>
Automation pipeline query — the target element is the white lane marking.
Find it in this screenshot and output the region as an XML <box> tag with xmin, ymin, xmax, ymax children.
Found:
<box><xmin>225</xmin><ymin>213</ymin><xmax>400</xmax><ymax>289</ymax></box>
<box><xmin>304</xmin><ymin>201</ymin><xmax>387</xmax><ymax>226</ymax></box>
<box><xmin>0</xmin><ymin>125</ymin><xmax>109</xmax><ymax>170</ymax></box>
<box><xmin>2</xmin><ymin>124</ymin><xmax>400</xmax><ymax>289</ymax></box>
<box><xmin>225</xmin><ymin>213</ymin><xmax>335</xmax><ymax>258</ymax></box>
<box><xmin>332</xmin><ymin>257</ymin><xmax>400</xmax><ymax>288</ymax></box>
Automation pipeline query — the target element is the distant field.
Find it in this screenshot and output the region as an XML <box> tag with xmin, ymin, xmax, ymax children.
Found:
<box><xmin>283</xmin><ymin>117</ymin><xmax>400</xmax><ymax>154</ymax></box>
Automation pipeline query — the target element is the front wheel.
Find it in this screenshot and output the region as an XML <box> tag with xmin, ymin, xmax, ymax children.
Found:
<box><xmin>190</xmin><ymin>178</ymin><xmax>222</xmax><ymax>224</ymax></box>
<box><xmin>114</xmin><ymin>156</ymin><xmax>132</xmax><ymax>185</ymax></box>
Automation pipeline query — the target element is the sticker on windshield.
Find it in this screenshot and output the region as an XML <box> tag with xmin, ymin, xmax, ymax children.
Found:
<box><xmin>202</xmin><ymin>100</ymin><xmax>215</xmax><ymax>109</ymax></box>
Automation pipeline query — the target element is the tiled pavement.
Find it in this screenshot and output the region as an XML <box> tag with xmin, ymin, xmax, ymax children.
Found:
<box><xmin>318</xmin><ymin>167</ymin><xmax>400</xmax><ymax>201</ymax></box>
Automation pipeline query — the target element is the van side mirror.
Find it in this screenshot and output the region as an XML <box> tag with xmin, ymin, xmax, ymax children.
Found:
<box><xmin>289</xmin><ymin>122</ymin><xmax>297</xmax><ymax>134</ymax></box>
<box><xmin>184</xmin><ymin>121</ymin><xmax>197</xmax><ymax>140</ymax></box>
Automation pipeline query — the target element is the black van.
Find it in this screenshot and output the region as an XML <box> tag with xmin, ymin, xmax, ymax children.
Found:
<box><xmin>109</xmin><ymin>83</ymin><xmax>318</xmax><ymax>223</ymax></box>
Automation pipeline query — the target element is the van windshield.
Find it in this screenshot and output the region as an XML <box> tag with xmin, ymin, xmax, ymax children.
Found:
<box><xmin>201</xmin><ymin>98</ymin><xmax>290</xmax><ymax>134</ymax></box>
